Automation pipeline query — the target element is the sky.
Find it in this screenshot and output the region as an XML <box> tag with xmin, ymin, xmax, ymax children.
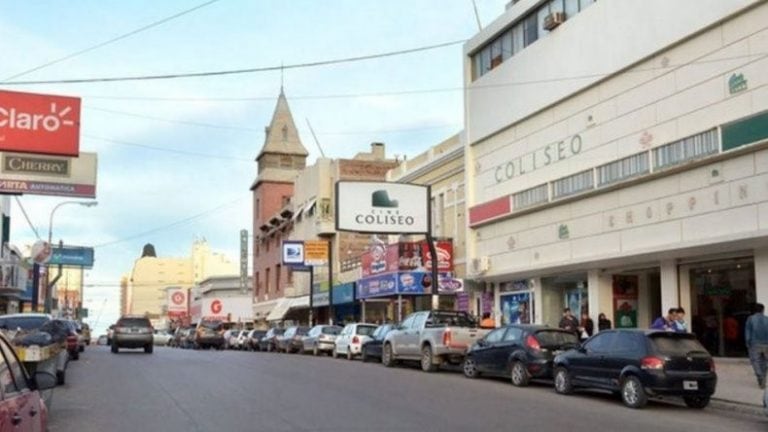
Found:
<box><xmin>0</xmin><ymin>0</ymin><xmax>509</xmax><ymax>335</ymax></box>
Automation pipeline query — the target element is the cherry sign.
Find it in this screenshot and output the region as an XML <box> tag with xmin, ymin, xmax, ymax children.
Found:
<box><xmin>0</xmin><ymin>90</ymin><xmax>81</xmax><ymax>156</ymax></box>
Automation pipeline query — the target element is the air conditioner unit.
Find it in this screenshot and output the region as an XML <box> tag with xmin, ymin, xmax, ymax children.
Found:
<box><xmin>544</xmin><ymin>12</ymin><xmax>566</xmax><ymax>31</ymax></box>
<box><xmin>471</xmin><ymin>256</ymin><xmax>490</xmax><ymax>274</ymax></box>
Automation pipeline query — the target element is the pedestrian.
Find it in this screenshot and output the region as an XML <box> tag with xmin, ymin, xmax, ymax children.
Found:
<box><xmin>745</xmin><ymin>303</ymin><xmax>768</xmax><ymax>389</ymax></box>
<box><xmin>480</xmin><ymin>312</ymin><xmax>495</xmax><ymax>329</ymax></box>
<box><xmin>579</xmin><ymin>312</ymin><xmax>594</xmax><ymax>341</ymax></box>
<box><xmin>674</xmin><ymin>307</ymin><xmax>688</xmax><ymax>333</ymax></box>
<box><xmin>598</xmin><ymin>313</ymin><xmax>612</xmax><ymax>331</ymax></box>
<box><xmin>558</xmin><ymin>308</ymin><xmax>579</xmax><ymax>335</ymax></box>
<box><xmin>651</xmin><ymin>308</ymin><xmax>677</xmax><ymax>331</ymax></box>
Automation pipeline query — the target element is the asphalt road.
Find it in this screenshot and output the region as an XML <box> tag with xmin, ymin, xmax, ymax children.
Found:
<box><xmin>48</xmin><ymin>346</ymin><xmax>767</xmax><ymax>432</ymax></box>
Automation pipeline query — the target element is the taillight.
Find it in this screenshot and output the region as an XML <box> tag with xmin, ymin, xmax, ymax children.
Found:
<box><xmin>443</xmin><ymin>329</ymin><xmax>453</xmax><ymax>347</ymax></box>
<box><xmin>525</xmin><ymin>335</ymin><xmax>541</xmax><ymax>351</ymax></box>
<box><xmin>352</xmin><ymin>336</ymin><xmax>359</xmax><ymax>344</ymax></box>
<box><xmin>707</xmin><ymin>359</ymin><xmax>716</xmax><ymax>373</ymax></box>
<box><xmin>641</xmin><ymin>356</ymin><xmax>665</xmax><ymax>370</ymax></box>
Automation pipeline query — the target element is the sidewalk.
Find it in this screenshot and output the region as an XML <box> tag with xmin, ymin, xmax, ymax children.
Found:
<box><xmin>712</xmin><ymin>357</ymin><xmax>765</xmax><ymax>414</ymax></box>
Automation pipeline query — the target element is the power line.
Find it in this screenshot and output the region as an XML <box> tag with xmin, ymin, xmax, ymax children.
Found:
<box><xmin>2</xmin><ymin>0</ymin><xmax>224</xmax><ymax>82</ymax></box>
<box><xmin>82</xmin><ymin>134</ymin><xmax>253</xmax><ymax>162</ymax></box>
<box><xmin>13</xmin><ymin>196</ymin><xmax>42</xmax><ymax>240</ymax></box>
<box><xmin>91</xmin><ymin>197</ymin><xmax>245</xmax><ymax>249</ymax></box>
<box><xmin>0</xmin><ymin>39</ymin><xmax>466</xmax><ymax>86</ymax></box>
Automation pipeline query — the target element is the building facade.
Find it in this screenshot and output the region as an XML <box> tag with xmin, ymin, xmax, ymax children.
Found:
<box><xmin>188</xmin><ymin>276</ymin><xmax>254</xmax><ymax>326</ymax></box>
<box><xmin>464</xmin><ymin>0</ymin><xmax>768</xmax><ymax>356</ymax></box>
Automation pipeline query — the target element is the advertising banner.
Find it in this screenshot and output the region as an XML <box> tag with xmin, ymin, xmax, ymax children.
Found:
<box><xmin>0</xmin><ymin>151</ymin><xmax>97</xmax><ymax>198</ymax></box>
<box><xmin>335</xmin><ymin>181</ymin><xmax>429</xmax><ymax>234</ymax></box>
<box><xmin>455</xmin><ymin>292</ymin><xmax>470</xmax><ymax>312</ymax></box>
<box><xmin>304</xmin><ymin>240</ymin><xmax>329</xmax><ymax>266</ymax></box>
<box><xmin>48</xmin><ymin>246</ymin><xmax>94</xmax><ymax>268</ymax></box>
<box><xmin>501</xmin><ymin>292</ymin><xmax>533</xmax><ymax>325</ymax></box>
<box><xmin>357</xmin><ymin>273</ymin><xmax>398</xmax><ymax>299</ymax></box>
<box><xmin>332</xmin><ymin>282</ymin><xmax>355</xmax><ymax>305</ymax></box>
<box><xmin>421</xmin><ymin>240</ymin><xmax>454</xmax><ymax>273</ymax></box>
<box><xmin>0</xmin><ymin>90</ymin><xmax>81</xmax><ymax>156</ymax></box>
<box><xmin>361</xmin><ymin>243</ymin><xmax>398</xmax><ymax>277</ymax></box>
<box><xmin>167</xmin><ymin>288</ymin><xmax>188</xmax><ymax>317</ymax></box>
<box><xmin>282</xmin><ymin>241</ymin><xmax>305</xmax><ymax>266</ymax></box>
<box><xmin>613</xmin><ymin>275</ymin><xmax>639</xmax><ymax>328</ymax></box>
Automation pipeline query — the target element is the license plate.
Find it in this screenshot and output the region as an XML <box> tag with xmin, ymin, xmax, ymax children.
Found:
<box><xmin>683</xmin><ymin>380</ymin><xmax>698</xmax><ymax>390</ymax></box>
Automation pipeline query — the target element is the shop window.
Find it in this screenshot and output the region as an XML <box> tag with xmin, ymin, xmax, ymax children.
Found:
<box><xmin>597</xmin><ymin>152</ymin><xmax>649</xmax><ymax>187</ymax></box>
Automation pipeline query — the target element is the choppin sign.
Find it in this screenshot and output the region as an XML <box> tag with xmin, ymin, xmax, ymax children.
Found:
<box><xmin>0</xmin><ymin>90</ymin><xmax>81</xmax><ymax>156</ymax></box>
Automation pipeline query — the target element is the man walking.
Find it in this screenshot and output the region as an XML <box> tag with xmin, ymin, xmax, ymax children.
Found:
<box><xmin>651</xmin><ymin>308</ymin><xmax>677</xmax><ymax>331</ymax></box>
<box><xmin>746</xmin><ymin>303</ymin><xmax>768</xmax><ymax>389</ymax></box>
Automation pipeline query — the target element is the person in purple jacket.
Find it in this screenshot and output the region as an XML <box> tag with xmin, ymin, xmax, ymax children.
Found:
<box><xmin>651</xmin><ymin>308</ymin><xmax>677</xmax><ymax>331</ymax></box>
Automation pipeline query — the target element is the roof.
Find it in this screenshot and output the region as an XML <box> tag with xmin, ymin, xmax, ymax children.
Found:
<box><xmin>256</xmin><ymin>90</ymin><xmax>308</xmax><ymax>161</ymax></box>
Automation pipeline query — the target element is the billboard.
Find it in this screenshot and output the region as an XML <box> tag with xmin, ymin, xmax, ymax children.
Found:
<box><xmin>0</xmin><ymin>90</ymin><xmax>81</xmax><ymax>156</ymax></box>
<box><xmin>335</xmin><ymin>181</ymin><xmax>429</xmax><ymax>234</ymax></box>
<box><xmin>0</xmin><ymin>151</ymin><xmax>97</xmax><ymax>198</ymax></box>
<box><xmin>167</xmin><ymin>288</ymin><xmax>188</xmax><ymax>317</ymax></box>
<box><xmin>361</xmin><ymin>243</ymin><xmax>398</xmax><ymax>277</ymax></box>
<box><xmin>48</xmin><ymin>246</ymin><xmax>94</xmax><ymax>268</ymax></box>
<box><xmin>281</xmin><ymin>241</ymin><xmax>305</xmax><ymax>266</ymax></box>
<box><xmin>304</xmin><ymin>240</ymin><xmax>328</xmax><ymax>266</ymax></box>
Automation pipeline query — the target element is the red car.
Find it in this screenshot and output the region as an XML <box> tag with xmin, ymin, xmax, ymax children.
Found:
<box><xmin>0</xmin><ymin>332</ymin><xmax>57</xmax><ymax>431</ymax></box>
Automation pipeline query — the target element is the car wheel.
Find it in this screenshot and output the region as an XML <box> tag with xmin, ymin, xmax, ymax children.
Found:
<box><xmin>145</xmin><ymin>344</ymin><xmax>153</xmax><ymax>354</ymax></box>
<box><xmin>421</xmin><ymin>346</ymin><xmax>438</xmax><ymax>373</ymax></box>
<box><xmin>510</xmin><ymin>361</ymin><xmax>530</xmax><ymax>387</ymax></box>
<box><xmin>382</xmin><ymin>344</ymin><xmax>394</xmax><ymax>367</ymax></box>
<box><xmin>347</xmin><ymin>349</ymin><xmax>353</xmax><ymax>361</ymax></box>
<box><xmin>111</xmin><ymin>344</ymin><xmax>119</xmax><ymax>354</ymax></box>
<box><xmin>462</xmin><ymin>357</ymin><xmax>479</xmax><ymax>379</ymax></box>
<box><xmin>313</xmin><ymin>345</ymin><xmax>319</xmax><ymax>356</ymax></box>
<box><xmin>554</xmin><ymin>367</ymin><xmax>574</xmax><ymax>395</ymax></box>
<box><xmin>683</xmin><ymin>396</ymin><xmax>710</xmax><ymax>409</ymax></box>
<box><xmin>56</xmin><ymin>370</ymin><xmax>66</xmax><ymax>386</ymax></box>
<box><xmin>621</xmin><ymin>375</ymin><xmax>648</xmax><ymax>409</ymax></box>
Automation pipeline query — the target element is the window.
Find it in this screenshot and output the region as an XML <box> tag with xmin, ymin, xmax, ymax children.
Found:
<box><xmin>490</xmin><ymin>37</ymin><xmax>503</xmax><ymax>69</ymax></box>
<box><xmin>501</xmin><ymin>30</ymin><xmax>513</xmax><ymax>61</ymax></box>
<box><xmin>613</xmin><ymin>333</ymin><xmax>647</xmax><ymax>357</ymax></box>
<box><xmin>413</xmin><ymin>313</ymin><xmax>428</xmax><ymax>330</ymax></box>
<box><xmin>400</xmin><ymin>315</ymin><xmax>415</xmax><ymax>330</ymax></box>
<box><xmin>513</xmin><ymin>184</ymin><xmax>549</xmax><ymax>209</ymax></box>
<box><xmin>552</xmin><ymin>169</ymin><xmax>594</xmax><ymax>199</ymax></box>
<box><xmin>653</xmin><ymin>129</ymin><xmax>719</xmax><ymax>170</ymax></box>
<box><xmin>565</xmin><ymin>0</ymin><xmax>579</xmax><ymax>17</ymax></box>
<box><xmin>275</xmin><ymin>264</ymin><xmax>281</xmax><ymax>292</ymax></box>
<box><xmin>503</xmin><ymin>327</ymin><xmax>524</xmax><ymax>342</ymax></box>
<box><xmin>580</xmin><ymin>0</ymin><xmax>596</xmax><ymax>10</ymax></box>
<box><xmin>512</xmin><ymin>24</ymin><xmax>524</xmax><ymax>55</ymax></box>
<box><xmin>255</xmin><ymin>272</ymin><xmax>261</xmax><ymax>295</ymax></box>
<box><xmin>265</xmin><ymin>268</ymin><xmax>271</xmax><ymax>293</ymax></box>
<box><xmin>524</xmin><ymin>13</ymin><xmax>538</xmax><ymax>46</ymax></box>
<box><xmin>484</xmin><ymin>328</ymin><xmax>506</xmax><ymax>344</ymax></box>
<box><xmin>537</xmin><ymin>4</ymin><xmax>550</xmax><ymax>37</ymax></box>
<box><xmin>584</xmin><ymin>332</ymin><xmax>616</xmax><ymax>353</ymax></box>
<box><xmin>597</xmin><ymin>152</ymin><xmax>649</xmax><ymax>187</ymax></box>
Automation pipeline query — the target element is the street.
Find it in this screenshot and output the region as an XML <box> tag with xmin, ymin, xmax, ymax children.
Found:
<box><xmin>49</xmin><ymin>347</ymin><xmax>767</xmax><ymax>432</ymax></box>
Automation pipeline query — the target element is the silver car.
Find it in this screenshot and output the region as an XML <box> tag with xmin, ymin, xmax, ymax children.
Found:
<box><xmin>112</xmin><ymin>316</ymin><xmax>154</xmax><ymax>354</ymax></box>
<box><xmin>302</xmin><ymin>325</ymin><xmax>342</xmax><ymax>356</ymax></box>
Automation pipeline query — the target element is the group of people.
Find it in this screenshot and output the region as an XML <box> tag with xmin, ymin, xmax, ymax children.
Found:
<box><xmin>557</xmin><ymin>308</ymin><xmax>612</xmax><ymax>341</ymax></box>
<box><xmin>650</xmin><ymin>307</ymin><xmax>688</xmax><ymax>332</ymax></box>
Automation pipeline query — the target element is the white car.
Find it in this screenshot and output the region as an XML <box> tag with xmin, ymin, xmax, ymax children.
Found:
<box><xmin>333</xmin><ymin>323</ymin><xmax>377</xmax><ymax>360</ymax></box>
<box><xmin>234</xmin><ymin>330</ymin><xmax>250</xmax><ymax>350</ymax></box>
<box><xmin>153</xmin><ymin>330</ymin><xmax>172</xmax><ymax>346</ymax></box>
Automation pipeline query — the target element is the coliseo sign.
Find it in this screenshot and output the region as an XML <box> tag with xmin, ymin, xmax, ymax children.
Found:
<box><xmin>335</xmin><ymin>181</ymin><xmax>429</xmax><ymax>234</ymax></box>
<box><xmin>0</xmin><ymin>90</ymin><xmax>81</xmax><ymax>156</ymax></box>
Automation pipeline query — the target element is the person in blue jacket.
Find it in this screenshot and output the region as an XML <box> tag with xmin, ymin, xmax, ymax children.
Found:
<box><xmin>746</xmin><ymin>303</ymin><xmax>768</xmax><ymax>389</ymax></box>
<box><xmin>651</xmin><ymin>308</ymin><xmax>677</xmax><ymax>331</ymax></box>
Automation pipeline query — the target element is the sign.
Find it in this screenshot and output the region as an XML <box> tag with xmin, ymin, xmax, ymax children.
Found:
<box><xmin>239</xmin><ymin>230</ymin><xmax>248</xmax><ymax>293</ymax></box>
<box><xmin>167</xmin><ymin>288</ymin><xmax>188</xmax><ymax>317</ymax></box>
<box><xmin>613</xmin><ymin>275</ymin><xmax>639</xmax><ymax>328</ymax></box>
<box><xmin>501</xmin><ymin>292</ymin><xmax>532</xmax><ymax>325</ymax></box>
<box><xmin>357</xmin><ymin>273</ymin><xmax>398</xmax><ymax>299</ymax></box>
<box><xmin>335</xmin><ymin>181</ymin><xmax>430</xmax><ymax>234</ymax></box>
<box><xmin>49</xmin><ymin>246</ymin><xmax>94</xmax><ymax>268</ymax></box>
<box><xmin>0</xmin><ymin>151</ymin><xmax>97</xmax><ymax>198</ymax></box>
<box><xmin>728</xmin><ymin>73</ymin><xmax>748</xmax><ymax>95</ymax></box>
<box><xmin>438</xmin><ymin>277</ymin><xmax>464</xmax><ymax>294</ymax></box>
<box><xmin>421</xmin><ymin>240</ymin><xmax>454</xmax><ymax>273</ymax></box>
<box><xmin>0</xmin><ymin>90</ymin><xmax>81</xmax><ymax>156</ymax></box>
<box><xmin>30</xmin><ymin>240</ymin><xmax>52</xmax><ymax>264</ymax></box>
<box><xmin>361</xmin><ymin>243</ymin><xmax>398</xmax><ymax>277</ymax></box>
<box><xmin>282</xmin><ymin>241</ymin><xmax>305</xmax><ymax>266</ymax></box>
<box><xmin>210</xmin><ymin>299</ymin><xmax>223</xmax><ymax>315</ymax></box>
<box><xmin>492</xmin><ymin>134</ymin><xmax>583</xmax><ymax>184</ymax></box>
<box><xmin>304</xmin><ymin>240</ymin><xmax>329</xmax><ymax>266</ymax></box>
<box><xmin>332</xmin><ymin>282</ymin><xmax>355</xmax><ymax>305</ymax></box>
<box><xmin>312</xmin><ymin>289</ymin><xmax>329</xmax><ymax>307</ymax></box>
<box><xmin>455</xmin><ymin>292</ymin><xmax>470</xmax><ymax>312</ymax></box>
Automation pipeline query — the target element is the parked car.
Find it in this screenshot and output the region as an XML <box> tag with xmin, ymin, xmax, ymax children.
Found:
<box><xmin>0</xmin><ymin>331</ymin><xmax>57</xmax><ymax>431</ymax></box>
<box><xmin>462</xmin><ymin>325</ymin><xmax>579</xmax><ymax>386</ymax></box>
<box><xmin>553</xmin><ymin>329</ymin><xmax>717</xmax><ymax>409</ymax></box>
<box><xmin>196</xmin><ymin>320</ymin><xmax>225</xmax><ymax>350</ymax></box>
<box><xmin>97</xmin><ymin>335</ymin><xmax>108</xmax><ymax>345</ymax></box>
<box><xmin>80</xmin><ymin>323</ymin><xmax>91</xmax><ymax>348</ymax></box>
<box><xmin>277</xmin><ymin>326</ymin><xmax>310</xmax><ymax>353</ymax></box>
<box><xmin>303</xmin><ymin>325</ymin><xmax>342</xmax><ymax>356</ymax></box>
<box><xmin>182</xmin><ymin>327</ymin><xmax>198</xmax><ymax>349</ymax></box>
<box><xmin>111</xmin><ymin>315</ymin><xmax>154</xmax><ymax>354</ymax></box>
<box><xmin>0</xmin><ymin>313</ymin><xmax>69</xmax><ymax>385</ymax></box>
<box><xmin>383</xmin><ymin>310</ymin><xmax>488</xmax><ymax>372</ymax></box>
<box><xmin>60</xmin><ymin>320</ymin><xmax>81</xmax><ymax>361</ymax></box>
<box><xmin>234</xmin><ymin>330</ymin><xmax>250</xmax><ymax>350</ymax></box>
<box><xmin>259</xmin><ymin>328</ymin><xmax>285</xmax><ymax>352</ymax></box>
<box><xmin>107</xmin><ymin>324</ymin><xmax>116</xmax><ymax>345</ymax></box>
<box><xmin>361</xmin><ymin>324</ymin><xmax>396</xmax><ymax>363</ymax></box>
<box><xmin>246</xmin><ymin>329</ymin><xmax>267</xmax><ymax>351</ymax></box>
<box><xmin>153</xmin><ymin>330</ymin><xmax>173</xmax><ymax>346</ymax></box>
<box><xmin>223</xmin><ymin>329</ymin><xmax>240</xmax><ymax>349</ymax></box>
<box><xmin>334</xmin><ymin>323</ymin><xmax>377</xmax><ymax>360</ymax></box>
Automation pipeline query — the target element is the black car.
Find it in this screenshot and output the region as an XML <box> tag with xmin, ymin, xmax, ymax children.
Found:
<box><xmin>462</xmin><ymin>325</ymin><xmax>579</xmax><ymax>386</ymax></box>
<box><xmin>361</xmin><ymin>324</ymin><xmax>396</xmax><ymax>363</ymax></box>
<box><xmin>278</xmin><ymin>326</ymin><xmax>310</xmax><ymax>353</ymax></box>
<box><xmin>553</xmin><ymin>329</ymin><xmax>717</xmax><ymax>409</ymax></box>
<box><xmin>259</xmin><ymin>328</ymin><xmax>285</xmax><ymax>352</ymax></box>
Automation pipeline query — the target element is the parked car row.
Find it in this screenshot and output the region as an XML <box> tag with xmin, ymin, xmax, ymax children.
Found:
<box><xmin>256</xmin><ymin>310</ymin><xmax>719</xmax><ymax>410</ymax></box>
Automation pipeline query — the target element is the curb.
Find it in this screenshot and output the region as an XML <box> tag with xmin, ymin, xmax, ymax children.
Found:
<box><xmin>710</xmin><ymin>398</ymin><xmax>765</xmax><ymax>417</ymax></box>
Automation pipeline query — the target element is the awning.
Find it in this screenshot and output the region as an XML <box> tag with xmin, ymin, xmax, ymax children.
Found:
<box><xmin>291</xmin><ymin>204</ymin><xmax>305</xmax><ymax>221</ymax></box>
<box><xmin>253</xmin><ymin>299</ymin><xmax>279</xmax><ymax>320</ymax></box>
<box><xmin>304</xmin><ymin>198</ymin><xmax>317</xmax><ymax>215</ymax></box>
<box><xmin>266</xmin><ymin>298</ymin><xmax>293</xmax><ymax>322</ymax></box>
<box><xmin>290</xmin><ymin>295</ymin><xmax>310</xmax><ymax>309</ymax></box>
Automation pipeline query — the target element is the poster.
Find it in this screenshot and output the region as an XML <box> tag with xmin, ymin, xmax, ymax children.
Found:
<box><xmin>613</xmin><ymin>275</ymin><xmax>639</xmax><ymax>328</ymax></box>
<box><xmin>501</xmin><ymin>292</ymin><xmax>532</xmax><ymax>325</ymax></box>
<box><xmin>481</xmin><ymin>292</ymin><xmax>494</xmax><ymax>315</ymax></box>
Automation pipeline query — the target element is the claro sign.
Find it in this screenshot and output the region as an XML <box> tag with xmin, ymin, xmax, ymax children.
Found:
<box><xmin>335</xmin><ymin>181</ymin><xmax>429</xmax><ymax>234</ymax></box>
<box><xmin>0</xmin><ymin>90</ymin><xmax>81</xmax><ymax>156</ymax></box>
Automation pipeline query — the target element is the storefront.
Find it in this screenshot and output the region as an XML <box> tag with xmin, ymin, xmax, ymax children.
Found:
<box><xmin>331</xmin><ymin>282</ymin><xmax>359</xmax><ymax>324</ymax></box>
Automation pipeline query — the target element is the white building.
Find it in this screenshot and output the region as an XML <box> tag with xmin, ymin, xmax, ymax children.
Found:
<box><xmin>464</xmin><ymin>0</ymin><xmax>768</xmax><ymax>356</ymax></box>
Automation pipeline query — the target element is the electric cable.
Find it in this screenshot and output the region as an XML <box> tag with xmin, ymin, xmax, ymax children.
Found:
<box><xmin>13</xmin><ymin>196</ymin><xmax>42</xmax><ymax>240</ymax></box>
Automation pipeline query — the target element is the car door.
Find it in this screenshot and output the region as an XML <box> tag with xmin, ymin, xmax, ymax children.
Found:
<box><xmin>405</xmin><ymin>313</ymin><xmax>428</xmax><ymax>357</ymax></box>
<box><xmin>392</xmin><ymin>315</ymin><xmax>416</xmax><ymax>357</ymax></box>
<box><xmin>472</xmin><ymin>328</ymin><xmax>506</xmax><ymax>374</ymax></box>
<box><xmin>570</xmin><ymin>331</ymin><xmax>615</xmax><ymax>387</ymax></box>
<box><xmin>0</xmin><ymin>338</ymin><xmax>37</xmax><ymax>432</ymax></box>
<box><xmin>337</xmin><ymin>325</ymin><xmax>351</xmax><ymax>353</ymax></box>
<box><xmin>494</xmin><ymin>327</ymin><xmax>524</xmax><ymax>375</ymax></box>
<box><xmin>601</xmin><ymin>332</ymin><xmax>645</xmax><ymax>390</ymax></box>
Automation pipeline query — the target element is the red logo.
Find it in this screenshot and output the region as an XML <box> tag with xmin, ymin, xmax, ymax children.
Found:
<box><xmin>210</xmin><ymin>300</ymin><xmax>222</xmax><ymax>314</ymax></box>
<box><xmin>0</xmin><ymin>90</ymin><xmax>81</xmax><ymax>156</ymax></box>
<box><xmin>171</xmin><ymin>291</ymin><xmax>185</xmax><ymax>305</ymax></box>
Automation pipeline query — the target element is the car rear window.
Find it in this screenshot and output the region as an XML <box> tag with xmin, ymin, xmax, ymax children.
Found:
<box><xmin>427</xmin><ymin>312</ymin><xmax>476</xmax><ymax>328</ymax></box>
<box><xmin>650</xmin><ymin>335</ymin><xmax>709</xmax><ymax>356</ymax></box>
<box><xmin>0</xmin><ymin>316</ymin><xmax>50</xmax><ymax>331</ymax></box>
<box><xmin>534</xmin><ymin>330</ymin><xmax>579</xmax><ymax>347</ymax></box>
<box><xmin>297</xmin><ymin>327</ymin><xmax>310</xmax><ymax>335</ymax></box>
<box><xmin>273</xmin><ymin>328</ymin><xmax>285</xmax><ymax>335</ymax></box>
<box><xmin>200</xmin><ymin>321</ymin><xmax>223</xmax><ymax>330</ymax></box>
<box><xmin>117</xmin><ymin>318</ymin><xmax>151</xmax><ymax>328</ymax></box>
<box><xmin>356</xmin><ymin>325</ymin><xmax>377</xmax><ymax>336</ymax></box>
<box><xmin>322</xmin><ymin>327</ymin><xmax>341</xmax><ymax>335</ymax></box>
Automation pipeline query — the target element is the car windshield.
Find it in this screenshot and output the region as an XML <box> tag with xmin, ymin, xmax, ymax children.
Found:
<box><xmin>322</xmin><ymin>327</ymin><xmax>341</xmax><ymax>335</ymax></box>
<box><xmin>0</xmin><ymin>316</ymin><xmax>50</xmax><ymax>331</ymax></box>
<box><xmin>426</xmin><ymin>312</ymin><xmax>476</xmax><ymax>328</ymax></box>
<box><xmin>650</xmin><ymin>335</ymin><xmax>709</xmax><ymax>356</ymax></box>
<box><xmin>534</xmin><ymin>330</ymin><xmax>580</xmax><ymax>347</ymax></box>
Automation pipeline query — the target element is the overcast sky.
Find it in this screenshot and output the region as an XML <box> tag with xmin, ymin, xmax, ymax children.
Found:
<box><xmin>0</xmin><ymin>0</ymin><xmax>509</xmax><ymax>334</ymax></box>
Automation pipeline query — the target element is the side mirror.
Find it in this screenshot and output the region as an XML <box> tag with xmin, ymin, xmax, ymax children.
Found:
<box><xmin>477</xmin><ymin>339</ymin><xmax>487</xmax><ymax>347</ymax></box>
<box><xmin>33</xmin><ymin>371</ymin><xmax>57</xmax><ymax>391</ymax></box>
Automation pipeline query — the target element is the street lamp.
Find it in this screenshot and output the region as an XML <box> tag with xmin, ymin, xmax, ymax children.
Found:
<box><xmin>45</xmin><ymin>200</ymin><xmax>98</xmax><ymax>313</ymax></box>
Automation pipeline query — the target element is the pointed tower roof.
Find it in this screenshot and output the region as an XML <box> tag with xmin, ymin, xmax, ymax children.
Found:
<box><xmin>256</xmin><ymin>89</ymin><xmax>308</xmax><ymax>161</ymax></box>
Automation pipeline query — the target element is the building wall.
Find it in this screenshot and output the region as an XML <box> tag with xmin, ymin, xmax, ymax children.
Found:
<box><xmin>253</xmin><ymin>181</ymin><xmax>294</xmax><ymax>303</ymax></box>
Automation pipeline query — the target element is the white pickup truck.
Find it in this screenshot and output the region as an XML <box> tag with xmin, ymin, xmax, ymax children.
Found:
<box><xmin>382</xmin><ymin>310</ymin><xmax>489</xmax><ymax>372</ymax></box>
